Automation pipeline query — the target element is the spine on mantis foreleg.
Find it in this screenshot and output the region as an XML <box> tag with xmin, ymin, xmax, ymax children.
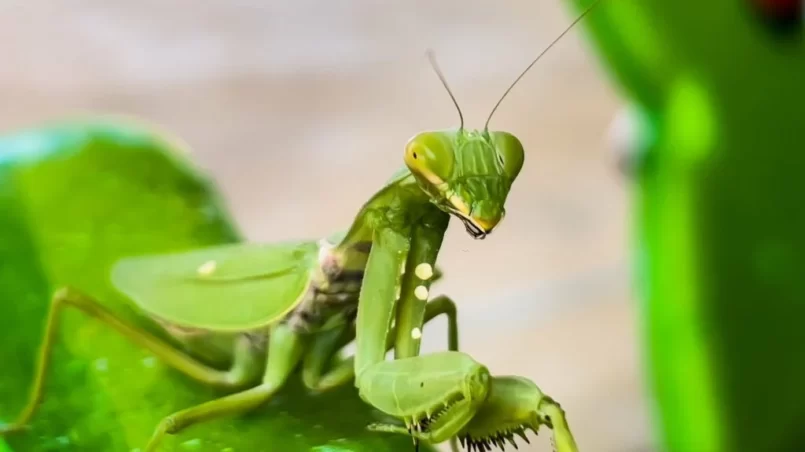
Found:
<box><xmin>393</xmin><ymin>209</ymin><xmax>449</xmax><ymax>359</ymax></box>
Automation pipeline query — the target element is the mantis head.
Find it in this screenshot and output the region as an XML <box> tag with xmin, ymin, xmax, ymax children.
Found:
<box><xmin>408</xmin><ymin>0</ymin><xmax>601</xmax><ymax>240</ymax></box>
<box><xmin>404</xmin><ymin>128</ymin><xmax>524</xmax><ymax>239</ymax></box>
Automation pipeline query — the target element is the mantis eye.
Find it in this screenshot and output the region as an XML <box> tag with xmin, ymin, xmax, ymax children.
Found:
<box><xmin>404</xmin><ymin>132</ymin><xmax>454</xmax><ymax>184</ymax></box>
<box><xmin>492</xmin><ymin>132</ymin><xmax>525</xmax><ymax>180</ymax></box>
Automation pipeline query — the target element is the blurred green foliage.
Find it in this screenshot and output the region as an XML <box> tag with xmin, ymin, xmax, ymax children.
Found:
<box><xmin>565</xmin><ymin>0</ymin><xmax>804</xmax><ymax>450</ymax></box>
<box><xmin>0</xmin><ymin>119</ymin><xmax>431</xmax><ymax>452</ymax></box>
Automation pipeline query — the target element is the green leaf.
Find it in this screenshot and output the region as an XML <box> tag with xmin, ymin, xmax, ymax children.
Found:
<box><xmin>0</xmin><ymin>119</ymin><xmax>431</xmax><ymax>452</ymax></box>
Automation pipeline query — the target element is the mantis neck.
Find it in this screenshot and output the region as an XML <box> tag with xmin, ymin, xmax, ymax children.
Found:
<box><xmin>336</xmin><ymin>167</ymin><xmax>436</xmax><ymax>250</ymax></box>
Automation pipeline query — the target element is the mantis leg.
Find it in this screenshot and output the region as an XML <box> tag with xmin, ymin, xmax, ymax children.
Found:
<box><xmin>354</xmin><ymin>208</ymin><xmax>450</xmax><ymax>378</ymax></box>
<box><xmin>355</xmin><ymin>216</ymin><xmax>490</xmax><ymax>440</ymax></box>
<box><xmin>422</xmin><ymin>295</ymin><xmax>458</xmax><ymax>352</ymax></box>
<box><xmin>301</xmin><ymin>325</ymin><xmax>354</xmax><ymax>391</ymax></box>
<box><xmin>144</xmin><ymin>322</ymin><xmax>305</xmax><ymax>452</ymax></box>
<box><xmin>303</xmin><ymin>295</ymin><xmax>458</xmax><ymax>392</ymax></box>
<box><xmin>0</xmin><ymin>287</ymin><xmax>262</xmax><ymax>435</ymax></box>
<box><xmin>370</xmin><ymin>373</ymin><xmax>579</xmax><ymax>452</ymax></box>
<box><xmin>352</xmin><ymin>218</ymin><xmax>490</xmax><ymax>444</ymax></box>
<box><xmin>393</xmin><ymin>215</ymin><xmax>449</xmax><ymax>359</ymax></box>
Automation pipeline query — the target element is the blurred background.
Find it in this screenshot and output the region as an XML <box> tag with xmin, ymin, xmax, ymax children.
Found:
<box><xmin>0</xmin><ymin>1</ymin><xmax>650</xmax><ymax>451</ymax></box>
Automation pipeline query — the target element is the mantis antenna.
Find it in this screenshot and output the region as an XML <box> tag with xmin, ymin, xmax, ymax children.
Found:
<box><xmin>484</xmin><ymin>0</ymin><xmax>604</xmax><ymax>131</ymax></box>
<box><xmin>426</xmin><ymin>49</ymin><xmax>464</xmax><ymax>130</ymax></box>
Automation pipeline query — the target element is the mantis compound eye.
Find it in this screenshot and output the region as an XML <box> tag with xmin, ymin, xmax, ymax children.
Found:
<box><xmin>747</xmin><ymin>0</ymin><xmax>802</xmax><ymax>37</ymax></box>
<box><xmin>404</xmin><ymin>132</ymin><xmax>454</xmax><ymax>185</ymax></box>
<box><xmin>490</xmin><ymin>131</ymin><xmax>525</xmax><ymax>180</ymax></box>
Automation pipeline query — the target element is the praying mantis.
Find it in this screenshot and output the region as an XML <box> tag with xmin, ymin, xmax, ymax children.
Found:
<box><xmin>0</xmin><ymin>2</ymin><xmax>602</xmax><ymax>451</ymax></box>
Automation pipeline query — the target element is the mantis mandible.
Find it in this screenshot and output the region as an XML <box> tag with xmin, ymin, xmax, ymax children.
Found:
<box><xmin>0</xmin><ymin>2</ymin><xmax>601</xmax><ymax>451</ymax></box>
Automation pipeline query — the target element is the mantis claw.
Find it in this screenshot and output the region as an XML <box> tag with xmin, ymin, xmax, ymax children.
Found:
<box><xmin>455</xmin><ymin>376</ymin><xmax>577</xmax><ymax>452</ymax></box>
<box><xmin>358</xmin><ymin>351</ymin><xmax>491</xmax><ymax>444</ymax></box>
<box><xmin>366</xmin><ymin>368</ymin><xmax>577</xmax><ymax>451</ymax></box>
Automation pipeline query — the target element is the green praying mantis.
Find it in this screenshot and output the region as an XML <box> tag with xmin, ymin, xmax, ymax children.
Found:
<box><xmin>0</xmin><ymin>3</ymin><xmax>602</xmax><ymax>451</ymax></box>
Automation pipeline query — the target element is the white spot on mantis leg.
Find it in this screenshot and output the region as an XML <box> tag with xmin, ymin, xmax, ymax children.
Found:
<box><xmin>414</xmin><ymin>285</ymin><xmax>429</xmax><ymax>301</ymax></box>
<box><xmin>395</xmin><ymin>285</ymin><xmax>401</xmax><ymax>300</ymax></box>
<box><xmin>411</xmin><ymin>327</ymin><xmax>422</xmax><ymax>340</ymax></box>
<box><xmin>197</xmin><ymin>260</ymin><xmax>217</xmax><ymax>276</ymax></box>
<box><xmin>415</xmin><ymin>263</ymin><xmax>433</xmax><ymax>280</ymax></box>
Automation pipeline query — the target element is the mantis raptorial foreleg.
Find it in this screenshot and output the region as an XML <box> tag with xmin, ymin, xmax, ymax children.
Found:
<box><xmin>303</xmin><ymin>295</ymin><xmax>458</xmax><ymax>392</ymax></box>
<box><xmin>351</xmin><ymin>213</ymin><xmax>492</xmax><ymax>444</ymax></box>
<box><xmin>348</xmin><ymin>217</ymin><xmax>578</xmax><ymax>450</ymax></box>
<box><xmin>354</xmin><ymin>208</ymin><xmax>451</xmax><ymax>377</ymax></box>
<box><xmin>369</xmin><ymin>376</ymin><xmax>578</xmax><ymax>452</ymax></box>
<box><xmin>393</xmin><ymin>215</ymin><xmax>449</xmax><ymax>359</ymax></box>
<box><xmin>354</xmin><ymin>225</ymin><xmax>412</xmax><ymax>378</ymax></box>
<box><xmin>0</xmin><ymin>287</ymin><xmax>263</xmax><ymax>435</ymax></box>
